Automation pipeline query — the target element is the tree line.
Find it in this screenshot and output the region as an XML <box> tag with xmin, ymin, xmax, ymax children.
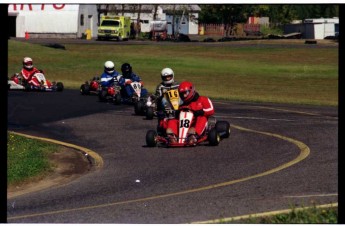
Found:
<box><xmin>199</xmin><ymin>5</ymin><xmax>339</xmax><ymax>25</ymax></box>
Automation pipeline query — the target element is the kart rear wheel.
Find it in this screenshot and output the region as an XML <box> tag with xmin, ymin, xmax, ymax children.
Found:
<box><xmin>80</xmin><ymin>84</ymin><xmax>90</xmax><ymax>95</ymax></box>
<box><xmin>146</xmin><ymin>130</ymin><xmax>158</xmax><ymax>147</ymax></box>
<box><xmin>215</xmin><ymin>121</ymin><xmax>231</xmax><ymax>138</ymax></box>
<box><xmin>113</xmin><ymin>93</ymin><xmax>122</xmax><ymax>105</ymax></box>
<box><xmin>56</xmin><ymin>82</ymin><xmax>64</xmax><ymax>92</ymax></box>
<box><xmin>146</xmin><ymin>107</ymin><xmax>154</xmax><ymax>120</ymax></box>
<box><xmin>208</xmin><ymin>128</ymin><xmax>220</xmax><ymax>146</ymax></box>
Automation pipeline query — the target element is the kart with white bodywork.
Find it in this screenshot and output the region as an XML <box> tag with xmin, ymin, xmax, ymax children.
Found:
<box><xmin>146</xmin><ymin>106</ymin><xmax>231</xmax><ymax>147</ymax></box>
<box><xmin>8</xmin><ymin>72</ymin><xmax>64</xmax><ymax>92</ymax></box>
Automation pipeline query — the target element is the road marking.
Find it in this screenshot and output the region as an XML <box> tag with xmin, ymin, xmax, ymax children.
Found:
<box><xmin>191</xmin><ymin>202</ymin><xmax>338</xmax><ymax>224</ymax></box>
<box><xmin>8</xmin><ymin>124</ymin><xmax>310</xmax><ymax>220</ymax></box>
<box><xmin>213</xmin><ymin>101</ymin><xmax>337</xmax><ymax>119</ymax></box>
<box><xmin>216</xmin><ymin>115</ymin><xmax>295</xmax><ymax>121</ymax></box>
<box><xmin>284</xmin><ymin>193</ymin><xmax>338</xmax><ymax>198</ymax></box>
<box><xmin>253</xmin><ymin>105</ymin><xmax>338</xmax><ymax>120</ymax></box>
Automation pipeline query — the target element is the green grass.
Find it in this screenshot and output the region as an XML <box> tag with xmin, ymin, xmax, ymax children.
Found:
<box><xmin>8</xmin><ymin>40</ymin><xmax>338</xmax><ymax>106</ymax></box>
<box><xmin>7</xmin><ymin>132</ymin><xmax>59</xmax><ymax>185</ymax></box>
<box><xmin>222</xmin><ymin>204</ymin><xmax>338</xmax><ymax>223</ymax></box>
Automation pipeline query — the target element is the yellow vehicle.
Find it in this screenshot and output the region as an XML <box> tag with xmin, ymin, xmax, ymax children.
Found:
<box><xmin>97</xmin><ymin>16</ymin><xmax>131</xmax><ymax>41</ymax></box>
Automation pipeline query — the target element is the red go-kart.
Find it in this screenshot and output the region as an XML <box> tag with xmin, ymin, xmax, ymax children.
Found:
<box><xmin>146</xmin><ymin>107</ymin><xmax>230</xmax><ymax>147</ymax></box>
<box><xmin>80</xmin><ymin>77</ymin><xmax>101</xmax><ymax>95</ymax></box>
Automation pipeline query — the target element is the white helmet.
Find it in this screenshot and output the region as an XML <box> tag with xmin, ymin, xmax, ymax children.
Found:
<box><xmin>161</xmin><ymin>68</ymin><xmax>174</xmax><ymax>85</ymax></box>
<box><xmin>23</xmin><ymin>57</ymin><xmax>33</xmax><ymax>70</ymax></box>
<box><xmin>104</xmin><ymin>61</ymin><xmax>115</xmax><ymax>74</ymax></box>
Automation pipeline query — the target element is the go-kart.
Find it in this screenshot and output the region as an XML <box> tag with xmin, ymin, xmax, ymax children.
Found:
<box><xmin>120</xmin><ymin>81</ymin><xmax>149</xmax><ymax>115</ymax></box>
<box><xmin>98</xmin><ymin>81</ymin><xmax>122</xmax><ymax>105</ymax></box>
<box><xmin>80</xmin><ymin>76</ymin><xmax>101</xmax><ymax>95</ymax></box>
<box><xmin>8</xmin><ymin>72</ymin><xmax>64</xmax><ymax>92</ymax></box>
<box><xmin>145</xmin><ymin>107</ymin><xmax>231</xmax><ymax>147</ymax></box>
<box><xmin>144</xmin><ymin>88</ymin><xmax>180</xmax><ymax>120</ymax></box>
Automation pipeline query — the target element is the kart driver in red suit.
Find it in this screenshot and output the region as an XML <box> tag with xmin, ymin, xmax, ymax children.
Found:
<box><xmin>166</xmin><ymin>81</ymin><xmax>215</xmax><ymax>145</ymax></box>
<box><xmin>20</xmin><ymin>57</ymin><xmax>51</xmax><ymax>87</ymax></box>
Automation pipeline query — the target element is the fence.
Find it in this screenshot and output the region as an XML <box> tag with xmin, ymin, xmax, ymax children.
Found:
<box><xmin>199</xmin><ymin>23</ymin><xmax>261</xmax><ymax>36</ymax></box>
<box><xmin>199</xmin><ymin>23</ymin><xmax>224</xmax><ymax>36</ymax></box>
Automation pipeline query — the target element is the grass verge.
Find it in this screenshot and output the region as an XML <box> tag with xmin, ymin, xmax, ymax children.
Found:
<box><xmin>7</xmin><ymin>132</ymin><xmax>59</xmax><ymax>186</ymax></box>
<box><xmin>222</xmin><ymin>204</ymin><xmax>338</xmax><ymax>223</ymax></box>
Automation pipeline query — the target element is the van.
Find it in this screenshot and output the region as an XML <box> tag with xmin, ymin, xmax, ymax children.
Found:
<box><xmin>97</xmin><ymin>16</ymin><xmax>131</xmax><ymax>41</ymax></box>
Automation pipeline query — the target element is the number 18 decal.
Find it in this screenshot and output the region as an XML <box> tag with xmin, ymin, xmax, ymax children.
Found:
<box><xmin>180</xmin><ymin>119</ymin><xmax>190</xmax><ymax>128</ymax></box>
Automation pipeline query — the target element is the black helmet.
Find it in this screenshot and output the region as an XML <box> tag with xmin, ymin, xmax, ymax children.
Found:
<box><xmin>121</xmin><ymin>63</ymin><xmax>132</xmax><ymax>78</ymax></box>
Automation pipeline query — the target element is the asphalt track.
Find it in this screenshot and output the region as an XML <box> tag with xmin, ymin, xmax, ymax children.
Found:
<box><xmin>7</xmin><ymin>89</ymin><xmax>338</xmax><ymax>223</ymax></box>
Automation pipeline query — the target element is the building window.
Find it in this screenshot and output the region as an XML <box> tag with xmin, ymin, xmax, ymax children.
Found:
<box><xmin>80</xmin><ymin>14</ymin><xmax>84</xmax><ymax>26</ymax></box>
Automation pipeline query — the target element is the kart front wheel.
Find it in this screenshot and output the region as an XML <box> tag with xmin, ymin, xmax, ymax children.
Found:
<box><xmin>215</xmin><ymin>121</ymin><xmax>230</xmax><ymax>138</ymax></box>
<box><xmin>208</xmin><ymin>128</ymin><xmax>220</xmax><ymax>146</ymax></box>
<box><xmin>113</xmin><ymin>93</ymin><xmax>122</xmax><ymax>105</ymax></box>
<box><xmin>80</xmin><ymin>84</ymin><xmax>90</xmax><ymax>95</ymax></box>
<box><xmin>146</xmin><ymin>130</ymin><xmax>158</xmax><ymax>147</ymax></box>
<box><xmin>134</xmin><ymin>101</ymin><xmax>144</xmax><ymax>115</ymax></box>
<box><xmin>146</xmin><ymin>107</ymin><xmax>154</xmax><ymax>120</ymax></box>
<box><xmin>99</xmin><ymin>88</ymin><xmax>107</xmax><ymax>102</ymax></box>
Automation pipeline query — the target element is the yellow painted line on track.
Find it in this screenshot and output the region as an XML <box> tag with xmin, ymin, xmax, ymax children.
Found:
<box><xmin>254</xmin><ymin>106</ymin><xmax>334</xmax><ymax>117</ymax></box>
<box><xmin>7</xmin><ymin>125</ymin><xmax>310</xmax><ymax>221</ymax></box>
<box><xmin>191</xmin><ymin>202</ymin><xmax>338</xmax><ymax>224</ymax></box>
<box><xmin>214</xmin><ymin>101</ymin><xmax>337</xmax><ymax>118</ymax></box>
<box><xmin>8</xmin><ymin>131</ymin><xmax>104</xmax><ymax>169</ymax></box>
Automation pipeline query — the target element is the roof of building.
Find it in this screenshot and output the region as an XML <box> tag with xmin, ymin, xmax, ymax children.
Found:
<box><xmin>98</xmin><ymin>4</ymin><xmax>201</xmax><ymax>13</ymax></box>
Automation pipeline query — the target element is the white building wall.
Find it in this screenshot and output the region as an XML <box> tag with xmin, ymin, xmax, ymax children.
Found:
<box><xmin>314</xmin><ymin>24</ymin><xmax>324</xmax><ymax>39</ymax></box>
<box><xmin>324</xmin><ymin>23</ymin><xmax>335</xmax><ymax>37</ymax></box>
<box><xmin>8</xmin><ymin>4</ymin><xmax>79</xmax><ymax>38</ymax></box>
<box><xmin>188</xmin><ymin>13</ymin><xmax>198</xmax><ymax>35</ymax></box>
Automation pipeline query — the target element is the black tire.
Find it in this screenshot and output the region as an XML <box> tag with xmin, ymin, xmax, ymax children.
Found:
<box><xmin>113</xmin><ymin>93</ymin><xmax>122</xmax><ymax>105</ymax></box>
<box><xmin>56</xmin><ymin>82</ymin><xmax>64</xmax><ymax>92</ymax></box>
<box><xmin>208</xmin><ymin>128</ymin><xmax>220</xmax><ymax>146</ymax></box>
<box><xmin>80</xmin><ymin>84</ymin><xmax>90</xmax><ymax>95</ymax></box>
<box><xmin>146</xmin><ymin>107</ymin><xmax>154</xmax><ymax>120</ymax></box>
<box><xmin>134</xmin><ymin>101</ymin><xmax>144</xmax><ymax>115</ymax></box>
<box><xmin>215</xmin><ymin>121</ymin><xmax>231</xmax><ymax>138</ymax></box>
<box><xmin>146</xmin><ymin>130</ymin><xmax>158</xmax><ymax>147</ymax></box>
<box><xmin>24</xmin><ymin>83</ymin><xmax>31</xmax><ymax>92</ymax></box>
<box><xmin>99</xmin><ymin>88</ymin><xmax>108</xmax><ymax>102</ymax></box>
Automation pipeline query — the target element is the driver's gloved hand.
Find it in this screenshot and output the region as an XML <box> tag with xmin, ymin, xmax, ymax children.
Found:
<box><xmin>194</xmin><ymin>109</ymin><xmax>204</xmax><ymax>117</ymax></box>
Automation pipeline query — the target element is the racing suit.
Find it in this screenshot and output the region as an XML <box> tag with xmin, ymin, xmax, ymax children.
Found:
<box><xmin>166</xmin><ymin>92</ymin><xmax>215</xmax><ymax>137</ymax></box>
<box><xmin>20</xmin><ymin>67</ymin><xmax>40</xmax><ymax>83</ymax></box>
<box><xmin>117</xmin><ymin>72</ymin><xmax>148</xmax><ymax>98</ymax></box>
<box><xmin>20</xmin><ymin>67</ymin><xmax>51</xmax><ymax>87</ymax></box>
<box><xmin>155</xmin><ymin>81</ymin><xmax>180</xmax><ymax>132</ymax></box>
<box><xmin>100</xmin><ymin>70</ymin><xmax>120</xmax><ymax>87</ymax></box>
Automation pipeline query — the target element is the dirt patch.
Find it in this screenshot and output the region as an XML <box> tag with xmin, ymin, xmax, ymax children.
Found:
<box><xmin>7</xmin><ymin>147</ymin><xmax>92</xmax><ymax>199</ymax></box>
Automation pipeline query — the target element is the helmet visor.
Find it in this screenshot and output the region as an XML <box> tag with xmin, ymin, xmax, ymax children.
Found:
<box><xmin>179</xmin><ymin>90</ymin><xmax>190</xmax><ymax>99</ymax></box>
<box><xmin>106</xmin><ymin>67</ymin><xmax>114</xmax><ymax>73</ymax></box>
<box><xmin>162</xmin><ymin>74</ymin><xmax>173</xmax><ymax>81</ymax></box>
<box><xmin>24</xmin><ymin>61</ymin><xmax>33</xmax><ymax>66</ymax></box>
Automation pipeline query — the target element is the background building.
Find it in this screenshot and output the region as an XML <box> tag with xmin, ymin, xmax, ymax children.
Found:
<box><xmin>8</xmin><ymin>4</ymin><xmax>98</xmax><ymax>39</ymax></box>
<box><xmin>284</xmin><ymin>18</ymin><xmax>339</xmax><ymax>39</ymax></box>
<box><xmin>8</xmin><ymin>4</ymin><xmax>201</xmax><ymax>39</ymax></box>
